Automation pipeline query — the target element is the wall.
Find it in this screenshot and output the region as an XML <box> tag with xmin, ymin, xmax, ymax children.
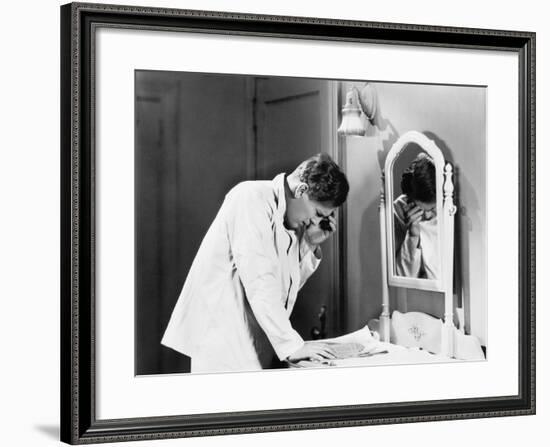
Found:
<box><xmin>0</xmin><ymin>1</ymin><xmax>545</xmax><ymax>447</ymax></box>
<box><xmin>343</xmin><ymin>81</ymin><xmax>488</xmax><ymax>345</ymax></box>
<box><xmin>134</xmin><ymin>71</ymin><xmax>251</xmax><ymax>374</ymax></box>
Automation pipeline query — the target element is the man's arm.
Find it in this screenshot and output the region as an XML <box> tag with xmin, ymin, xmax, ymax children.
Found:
<box><xmin>228</xmin><ymin>188</ymin><xmax>304</xmax><ymax>361</ymax></box>
<box><xmin>297</xmin><ymin>237</ymin><xmax>322</xmax><ymax>290</ymax></box>
<box><xmin>394</xmin><ymin>197</ymin><xmax>422</xmax><ymax>277</ymax></box>
<box><xmin>396</xmin><ymin>232</ymin><xmax>422</xmax><ymax>277</ymax></box>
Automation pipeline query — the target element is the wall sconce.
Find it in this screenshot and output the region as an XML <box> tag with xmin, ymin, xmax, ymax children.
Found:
<box><xmin>337</xmin><ymin>84</ymin><xmax>377</xmax><ymax>137</ymax></box>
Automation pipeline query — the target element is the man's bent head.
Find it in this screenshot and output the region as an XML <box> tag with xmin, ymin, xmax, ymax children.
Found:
<box><xmin>284</xmin><ymin>154</ymin><xmax>349</xmax><ymax>231</ymax></box>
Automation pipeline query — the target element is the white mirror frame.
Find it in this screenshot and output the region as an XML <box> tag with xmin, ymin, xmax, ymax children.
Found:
<box><xmin>378</xmin><ymin>131</ymin><xmax>457</xmax><ymax>356</ymax></box>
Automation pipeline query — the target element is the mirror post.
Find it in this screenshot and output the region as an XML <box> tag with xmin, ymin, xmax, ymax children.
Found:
<box><xmin>379</xmin><ymin>171</ymin><xmax>391</xmax><ymax>341</ymax></box>
<box><xmin>441</xmin><ymin>163</ymin><xmax>458</xmax><ymax>357</ymax></box>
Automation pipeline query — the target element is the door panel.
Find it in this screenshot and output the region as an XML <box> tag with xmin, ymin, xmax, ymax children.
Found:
<box><xmin>255</xmin><ymin>77</ymin><xmax>340</xmax><ymax>339</ymax></box>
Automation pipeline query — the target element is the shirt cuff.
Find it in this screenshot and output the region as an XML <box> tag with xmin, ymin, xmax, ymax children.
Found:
<box><xmin>300</xmin><ymin>237</ymin><xmax>322</xmax><ymax>260</ymax></box>
<box><xmin>312</xmin><ymin>245</ymin><xmax>322</xmax><ymax>259</ymax></box>
<box><xmin>300</xmin><ymin>246</ymin><xmax>322</xmax><ymax>273</ymax></box>
<box><xmin>275</xmin><ymin>334</ymin><xmax>305</xmax><ymax>361</ymax></box>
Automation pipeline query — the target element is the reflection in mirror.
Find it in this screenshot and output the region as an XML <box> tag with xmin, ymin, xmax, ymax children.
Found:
<box><xmin>392</xmin><ymin>149</ymin><xmax>439</xmax><ymax>279</ymax></box>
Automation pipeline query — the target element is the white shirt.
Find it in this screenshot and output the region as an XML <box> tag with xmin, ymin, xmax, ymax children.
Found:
<box><xmin>161</xmin><ymin>173</ymin><xmax>321</xmax><ymax>372</ymax></box>
<box><xmin>393</xmin><ymin>194</ymin><xmax>440</xmax><ymax>279</ymax></box>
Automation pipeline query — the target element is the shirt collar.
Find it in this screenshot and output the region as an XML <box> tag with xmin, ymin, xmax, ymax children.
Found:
<box><xmin>273</xmin><ymin>172</ymin><xmax>305</xmax><ymax>239</ymax></box>
<box><xmin>272</xmin><ymin>173</ymin><xmax>288</xmax><ymax>219</ymax></box>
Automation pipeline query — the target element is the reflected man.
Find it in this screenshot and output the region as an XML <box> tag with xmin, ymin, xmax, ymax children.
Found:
<box><xmin>394</xmin><ymin>153</ymin><xmax>439</xmax><ymax>279</ymax></box>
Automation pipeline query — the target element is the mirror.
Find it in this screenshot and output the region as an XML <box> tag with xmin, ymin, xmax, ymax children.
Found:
<box><xmin>392</xmin><ymin>147</ymin><xmax>440</xmax><ymax>280</ymax></box>
<box><xmin>382</xmin><ymin>131</ymin><xmax>453</xmax><ymax>293</ymax></box>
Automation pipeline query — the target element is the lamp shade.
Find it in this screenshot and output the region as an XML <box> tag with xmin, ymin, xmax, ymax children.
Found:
<box><xmin>337</xmin><ymin>88</ymin><xmax>366</xmax><ymax>136</ymax></box>
<box><xmin>357</xmin><ymin>83</ymin><xmax>377</xmax><ymax>120</ymax></box>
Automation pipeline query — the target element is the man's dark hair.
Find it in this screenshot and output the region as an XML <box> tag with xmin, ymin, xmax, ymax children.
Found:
<box><xmin>299</xmin><ymin>153</ymin><xmax>349</xmax><ymax>207</ymax></box>
<box><xmin>400</xmin><ymin>152</ymin><xmax>436</xmax><ymax>204</ymax></box>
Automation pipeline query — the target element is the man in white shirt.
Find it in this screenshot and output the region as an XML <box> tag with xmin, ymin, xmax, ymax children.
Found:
<box><xmin>161</xmin><ymin>153</ymin><xmax>349</xmax><ymax>372</ymax></box>
<box><xmin>393</xmin><ymin>153</ymin><xmax>439</xmax><ymax>279</ymax></box>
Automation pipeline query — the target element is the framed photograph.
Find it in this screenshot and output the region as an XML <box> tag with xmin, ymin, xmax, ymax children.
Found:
<box><xmin>60</xmin><ymin>2</ymin><xmax>535</xmax><ymax>444</ymax></box>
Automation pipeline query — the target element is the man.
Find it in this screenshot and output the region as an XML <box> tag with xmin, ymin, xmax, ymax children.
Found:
<box><xmin>161</xmin><ymin>153</ymin><xmax>349</xmax><ymax>372</ymax></box>
<box><xmin>394</xmin><ymin>153</ymin><xmax>439</xmax><ymax>279</ymax></box>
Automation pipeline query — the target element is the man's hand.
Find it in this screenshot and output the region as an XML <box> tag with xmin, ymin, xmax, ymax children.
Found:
<box><xmin>403</xmin><ymin>203</ymin><xmax>423</xmax><ymax>238</ymax></box>
<box><xmin>304</xmin><ymin>214</ymin><xmax>336</xmax><ymax>247</ymax></box>
<box><xmin>287</xmin><ymin>341</ymin><xmax>337</xmax><ymax>363</ymax></box>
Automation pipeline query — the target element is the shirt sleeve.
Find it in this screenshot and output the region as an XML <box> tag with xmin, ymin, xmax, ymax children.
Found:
<box><xmin>396</xmin><ymin>233</ymin><xmax>422</xmax><ymax>277</ymax></box>
<box><xmin>298</xmin><ymin>237</ymin><xmax>322</xmax><ymax>290</ymax></box>
<box><xmin>394</xmin><ymin>196</ymin><xmax>422</xmax><ymax>278</ymax></box>
<box><xmin>228</xmin><ymin>187</ymin><xmax>304</xmax><ymax>361</ymax></box>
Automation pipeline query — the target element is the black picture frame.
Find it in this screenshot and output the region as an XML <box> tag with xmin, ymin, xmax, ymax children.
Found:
<box><xmin>60</xmin><ymin>2</ymin><xmax>536</xmax><ymax>444</ymax></box>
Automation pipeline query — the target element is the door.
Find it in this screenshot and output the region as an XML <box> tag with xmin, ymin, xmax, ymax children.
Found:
<box><xmin>254</xmin><ymin>77</ymin><xmax>342</xmax><ymax>339</ymax></box>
